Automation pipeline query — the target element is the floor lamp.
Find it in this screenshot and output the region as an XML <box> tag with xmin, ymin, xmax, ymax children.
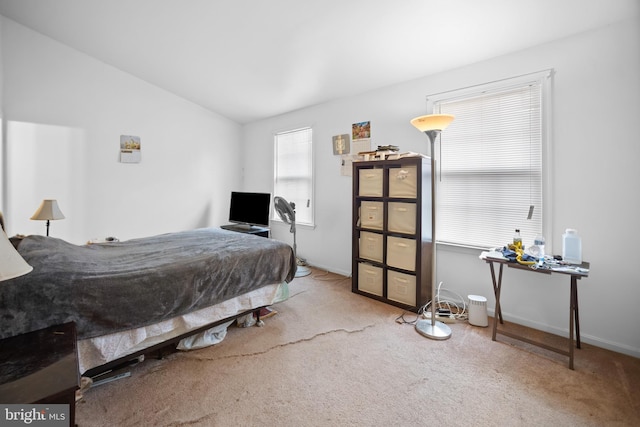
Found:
<box><xmin>410</xmin><ymin>114</ymin><xmax>455</xmax><ymax>340</ymax></box>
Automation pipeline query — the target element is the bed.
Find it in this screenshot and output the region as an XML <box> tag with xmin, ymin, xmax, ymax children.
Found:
<box><xmin>0</xmin><ymin>227</ymin><xmax>297</xmax><ymax>375</ymax></box>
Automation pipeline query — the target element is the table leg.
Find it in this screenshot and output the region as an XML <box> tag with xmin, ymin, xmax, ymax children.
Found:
<box><xmin>568</xmin><ymin>275</ymin><xmax>583</xmax><ymax>370</ymax></box>
<box><xmin>491</xmin><ymin>263</ymin><xmax>504</xmax><ymax>341</ymax></box>
<box><xmin>569</xmin><ymin>281</ymin><xmax>574</xmax><ymax>370</ymax></box>
<box><xmin>572</xmin><ymin>276</ymin><xmax>581</xmax><ymax>349</ymax></box>
<box><xmin>489</xmin><ymin>262</ymin><xmax>504</xmax><ymax>324</ymax></box>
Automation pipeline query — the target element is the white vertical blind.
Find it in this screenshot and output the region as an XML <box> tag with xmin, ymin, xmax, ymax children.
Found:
<box><xmin>434</xmin><ymin>79</ymin><xmax>545</xmax><ymax>248</ymax></box>
<box><xmin>274</xmin><ymin>127</ymin><xmax>314</xmax><ymax>225</ymax></box>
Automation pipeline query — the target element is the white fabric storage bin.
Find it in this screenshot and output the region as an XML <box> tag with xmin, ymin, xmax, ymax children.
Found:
<box><xmin>388</xmin><ymin>166</ymin><xmax>417</xmax><ymax>198</ymax></box>
<box><xmin>358</xmin><ymin>169</ymin><xmax>383</xmax><ymax>197</ymax></box>
<box><xmin>386</xmin><ymin>236</ymin><xmax>416</xmax><ymax>271</ymax></box>
<box><xmin>387</xmin><ymin>270</ymin><xmax>417</xmax><ymax>306</ymax></box>
<box><xmin>358</xmin><ymin>263</ymin><xmax>383</xmax><ymax>296</ymax></box>
<box><xmin>360</xmin><ymin>201</ymin><xmax>384</xmax><ymax>230</ymax></box>
<box><xmin>359</xmin><ymin>231</ymin><xmax>383</xmax><ymax>263</ymax></box>
<box><xmin>388</xmin><ymin>202</ymin><xmax>416</xmax><ymax>234</ymax></box>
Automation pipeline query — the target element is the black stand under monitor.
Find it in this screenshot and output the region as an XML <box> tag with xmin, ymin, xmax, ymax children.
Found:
<box><xmin>221</xmin><ymin>224</ymin><xmax>269</xmax><ymax>238</ymax></box>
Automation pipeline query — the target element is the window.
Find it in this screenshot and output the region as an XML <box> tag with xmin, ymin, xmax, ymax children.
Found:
<box><xmin>429</xmin><ymin>70</ymin><xmax>552</xmax><ymax>249</ymax></box>
<box><xmin>273</xmin><ymin>127</ymin><xmax>314</xmax><ymax>226</ymax></box>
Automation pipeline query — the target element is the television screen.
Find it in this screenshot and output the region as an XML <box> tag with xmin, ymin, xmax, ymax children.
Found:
<box><xmin>228</xmin><ymin>192</ymin><xmax>271</xmax><ymax>227</ymax></box>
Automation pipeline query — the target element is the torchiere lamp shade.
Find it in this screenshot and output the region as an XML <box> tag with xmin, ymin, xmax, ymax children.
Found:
<box><xmin>410</xmin><ymin>114</ymin><xmax>455</xmax><ymax>132</ymax></box>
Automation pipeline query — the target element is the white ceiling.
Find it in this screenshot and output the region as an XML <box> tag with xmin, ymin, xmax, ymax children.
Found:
<box><xmin>0</xmin><ymin>0</ymin><xmax>637</xmax><ymax>124</ymax></box>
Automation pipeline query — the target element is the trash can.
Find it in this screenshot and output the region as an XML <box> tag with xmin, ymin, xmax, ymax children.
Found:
<box><xmin>468</xmin><ymin>295</ymin><xmax>488</xmax><ymax>327</ymax></box>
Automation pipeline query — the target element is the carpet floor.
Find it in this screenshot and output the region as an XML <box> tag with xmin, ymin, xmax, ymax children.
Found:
<box><xmin>75</xmin><ymin>268</ymin><xmax>640</xmax><ymax>426</ymax></box>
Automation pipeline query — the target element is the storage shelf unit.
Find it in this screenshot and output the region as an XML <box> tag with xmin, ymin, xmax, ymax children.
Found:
<box><xmin>352</xmin><ymin>157</ymin><xmax>433</xmax><ymax>311</ymax></box>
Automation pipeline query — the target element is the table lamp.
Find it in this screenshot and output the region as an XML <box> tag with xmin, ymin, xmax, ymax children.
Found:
<box><xmin>0</xmin><ymin>228</ymin><xmax>33</xmax><ymax>281</ymax></box>
<box><xmin>410</xmin><ymin>113</ymin><xmax>454</xmax><ymax>340</ymax></box>
<box><xmin>30</xmin><ymin>199</ymin><xmax>65</xmax><ymax>236</ymax></box>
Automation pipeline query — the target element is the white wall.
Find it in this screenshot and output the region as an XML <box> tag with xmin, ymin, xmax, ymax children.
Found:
<box><xmin>243</xmin><ymin>16</ymin><xmax>640</xmax><ymax>357</ymax></box>
<box><xmin>1</xmin><ymin>17</ymin><xmax>243</xmax><ymax>243</ymax></box>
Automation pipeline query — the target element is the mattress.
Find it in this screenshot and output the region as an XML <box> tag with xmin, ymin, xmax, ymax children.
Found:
<box><xmin>2</xmin><ymin>228</ymin><xmax>296</xmax><ymax>340</ymax></box>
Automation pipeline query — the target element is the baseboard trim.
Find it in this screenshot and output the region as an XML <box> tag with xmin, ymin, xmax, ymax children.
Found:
<box><xmin>304</xmin><ymin>262</ymin><xmax>350</xmax><ymax>278</ymax></box>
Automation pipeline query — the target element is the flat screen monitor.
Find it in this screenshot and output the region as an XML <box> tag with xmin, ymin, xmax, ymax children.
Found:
<box><xmin>228</xmin><ymin>191</ymin><xmax>271</xmax><ymax>228</ymax></box>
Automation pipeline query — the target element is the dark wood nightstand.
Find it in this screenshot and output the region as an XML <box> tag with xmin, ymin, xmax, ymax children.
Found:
<box><xmin>0</xmin><ymin>322</ymin><xmax>80</xmax><ymax>425</ymax></box>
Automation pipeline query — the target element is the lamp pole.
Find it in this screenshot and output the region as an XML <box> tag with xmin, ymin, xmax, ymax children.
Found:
<box><xmin>411</xmin><ymin>114</ymin><xmax>454</xmax><ymax>340</ymax></box>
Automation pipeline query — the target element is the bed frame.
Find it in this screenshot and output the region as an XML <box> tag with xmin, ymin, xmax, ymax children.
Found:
<box><xmin>83</xmin><ymin>306</ymin><xmax>268</xmax><ymax>379</ymax></box>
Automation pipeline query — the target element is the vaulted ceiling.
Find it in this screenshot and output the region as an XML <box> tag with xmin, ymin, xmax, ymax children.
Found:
<box><xmin>0</xmin><ymin>0</ymin><xmax>637</xmax><ymax>123</ymax></box>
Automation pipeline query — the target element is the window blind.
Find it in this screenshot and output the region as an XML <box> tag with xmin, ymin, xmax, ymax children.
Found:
<box><xmin>434</xmin><ymin>80</ymin><xmax>544</xmax><ymax>249</ymax></box>
<box><xmin>274</xmin><ymin>127</ymin><xmax>314</xmax><ymax>226</ymax></box>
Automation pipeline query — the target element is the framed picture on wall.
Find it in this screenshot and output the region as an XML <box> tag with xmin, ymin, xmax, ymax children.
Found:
<box><xmin>120</xmin><ymin>135</ymin><xmax>141</xmax><ymax>163</ymax></box>
<box><xmin>332</xmin><ymin>134</ymin><xmax>350</xmax><ymax>155</ymax></box>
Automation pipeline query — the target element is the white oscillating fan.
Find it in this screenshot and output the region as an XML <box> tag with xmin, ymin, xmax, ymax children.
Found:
<box><xmin>274</xmin><ymin>196</ymin><xmax>311</xmax><ymax>277</ymax></box>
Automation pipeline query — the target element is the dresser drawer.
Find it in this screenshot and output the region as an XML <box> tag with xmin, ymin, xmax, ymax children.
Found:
<box><xmin>388</xmin><ymin>165</ymin><xmax>417</xmax><ymax>198</ymax></box>
<box><xmin>387</xmin><ymin>270</ymin><xmax>417</xmax><ymax>306</ymax></box>
<box><xmin>359</xmin><ymin>231</ymin><xmax>383</xmax><ymax>263</ymax></box>
<box><xmin>387</xmin><ymin>236</ymin><xmax>416</xmax><ymax>271</ymax></box>
<box><xmin>360</xmin><ymin>201</ymin><xmax>384</xmax><ymax>230</ymax></box>
<box><xmin>358</xmin><ymin>263</ymin><xmax>383</xmax><ymax>296</ymax></box>
<box><xmin>388</xmin><ymin>202</ymin><xmax>416</xmax><ymax>234</ymax></box>
<box><xmin>358</xmin><ymin>168</ymin><xmax>383</xmax><ymax>197</ymax></box>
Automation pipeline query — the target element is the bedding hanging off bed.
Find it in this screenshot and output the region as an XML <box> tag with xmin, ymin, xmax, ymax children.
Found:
<box><xmin>0</xmin><ymin>227</ymin><xmax>297</xmax><ymax>341</ymax></box>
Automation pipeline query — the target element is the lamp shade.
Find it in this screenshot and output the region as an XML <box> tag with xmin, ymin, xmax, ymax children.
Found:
<box><xmin>410</xmin><ymin>114</ymin><xmax>455</xmax><ymax>132</ymax></box>
<box><xmin>0</xmin><ymin>229</ymin><xmax>33</xmax><ymax>281</ymax></box>
<box><xmin>30</xmin><ymin>199</ymin><xmax>65</xmax><ymax>221</ymax></box>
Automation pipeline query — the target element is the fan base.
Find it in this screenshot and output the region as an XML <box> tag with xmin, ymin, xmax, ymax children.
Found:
<box><xmin>295</xmin><ymin>265</ymin><xmax>311</xmax><ymax>277</ymax></box>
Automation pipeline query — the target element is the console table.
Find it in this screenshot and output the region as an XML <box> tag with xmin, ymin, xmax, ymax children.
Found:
<box><xmin>482</xmin><ymin>257</ymin><xmax>589</xmax><ymax>369</ymax></box>
<box><xmin>0</xmin><ymin>322</ymin><xmax>80</xmax><ymax>425</ymax></box>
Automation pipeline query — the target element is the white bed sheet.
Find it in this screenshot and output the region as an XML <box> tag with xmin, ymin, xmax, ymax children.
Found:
<box><xmin>78</xmin><ymin>282</ymin><xmax>287</xmax><ymax>374</ymax></box>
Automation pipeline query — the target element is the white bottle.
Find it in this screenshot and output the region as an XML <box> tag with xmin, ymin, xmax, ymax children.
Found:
<box><xmin>562</xmin><ymin>229</ymin><xmax>582</xmax><ymax>265</ymax></box>
<box><xmin>533</xmin><ymin>235</ymin><xmax>545</xmax><ymax>260</ymax></box>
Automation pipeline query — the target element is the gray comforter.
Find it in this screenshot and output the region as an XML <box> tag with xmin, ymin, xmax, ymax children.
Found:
<box><xmin>0</xmin><ymin>228</ymin><xmax>296</xmax><ymax>340</ymax></box>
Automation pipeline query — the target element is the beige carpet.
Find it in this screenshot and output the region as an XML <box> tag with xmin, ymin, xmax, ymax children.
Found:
<box><xmin>76</xmin><ymin>268</ymin><xmax>640</xmax><ymax>426</ymax></box>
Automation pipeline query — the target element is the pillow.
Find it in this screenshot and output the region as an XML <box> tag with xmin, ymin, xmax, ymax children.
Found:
<box><xmin>9</xmin><ymin>235</ymin><xmax>25</xmax><ymax>250</ymax></box>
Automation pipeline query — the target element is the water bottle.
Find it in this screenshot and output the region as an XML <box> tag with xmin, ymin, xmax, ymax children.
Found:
<box><xmin>533</xmin><ymin>235</ymin><xmax>545</xmax><ymax>260</ymax></box>
<box><xmin>562</xmin><ymin>229</ymin><xmax>582</xmax><ymax>265</ymax></box>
